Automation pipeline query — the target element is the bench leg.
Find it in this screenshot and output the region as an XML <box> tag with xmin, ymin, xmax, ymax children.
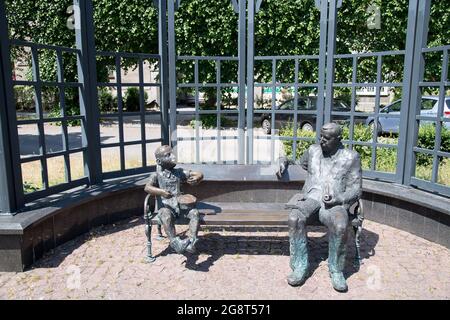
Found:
<box><xmin>353</xmin><ymin>225</ymin><xmax>362</xmax><ymax>268</ymax></box>
<box><xmin>155</xmin><ymin>224</ymin><xmax>165</xmax><ymax>241</ymax></box>
<box><xmin>144</xmin><ymin>216</ymin><xmax>156</xmax><ymax>263</ymax></box>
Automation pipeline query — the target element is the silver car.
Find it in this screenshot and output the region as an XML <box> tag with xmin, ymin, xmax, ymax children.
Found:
<box><xmin>365</xmin><ymin>96</ymin><xmax>450</xmax><ymax>135</ymax></box>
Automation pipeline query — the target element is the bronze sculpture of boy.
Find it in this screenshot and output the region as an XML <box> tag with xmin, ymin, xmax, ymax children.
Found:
<box><xmin>145</xmin><ymin>145</ymin><xmax>204</xmax><ymax>254</ymax></box>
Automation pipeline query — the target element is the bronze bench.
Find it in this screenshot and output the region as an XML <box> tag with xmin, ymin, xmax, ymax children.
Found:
<box><xmin>143</xmin><ymin>194</ymin><xmax>364</xmax><ymax>265</ymax></box>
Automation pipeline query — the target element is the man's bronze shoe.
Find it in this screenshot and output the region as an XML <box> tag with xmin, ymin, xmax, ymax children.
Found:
<box><xmin>330</xmin><ymin>271</ymin><xmax>348</xmax><ymax>292</ymax></box>
<box><xmin>170</xmin><ymin>237</ymin><xmax>190</xmax><ymax>253</ymax></box>
<box><xmin>287</xmin><ymin>268</ymin><xmax>308</xmax><ymax>287</ymax></box>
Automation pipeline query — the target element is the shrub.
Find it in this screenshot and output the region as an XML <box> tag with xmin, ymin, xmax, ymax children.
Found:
<box><xmin>14</xmin><ymin>86</ymin><xmax>35</xmax><ymax>112</ymax></box>
<box><xmin>279</xmin><ymin>122</ymin><xmax>450</xmax><ymax>172</ymax></box>
<box><xmin>189</xmin><ymin>115</ymin><xmax>236</xmax><ymax>129</ymax></box>
<box><xmin>98</xmin><ymin>87</ymin><xmax>116</xmax><ymax>113</ymax></box>
<box><xmin>416</xmin><ymin>123</ymin><xmax>450</xmax><ymax>166</ymax></box>
<box><xmin>124</xmin><ymin>87</ymin><xmax>148</xmax><ymax>112</ymax></box>
<box><xmin>279</xmin><ymin>122</ymin><xmax>315</xmax><ymax>159</ymax></box>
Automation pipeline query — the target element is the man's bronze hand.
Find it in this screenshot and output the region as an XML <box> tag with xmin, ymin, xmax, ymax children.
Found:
<box><xmin>162</xmin><ymin>190</ymin><xmax>173</xmax><ymax>199</ymax></box>
<box><xmin>276</xmin><ymin>157</ymin><xmax>289</xmax><ymax>178</ymax></box>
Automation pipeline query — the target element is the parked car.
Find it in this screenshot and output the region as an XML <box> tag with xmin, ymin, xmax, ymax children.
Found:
<box><xmin>259</xmin><ymin>97</ymin><xmax>363</xmax><ymax>134</ymax></box>
<box><xmin>365</xmin><ymin>96</ymin><xmax>450</xmax><ymax>135</ymax></box>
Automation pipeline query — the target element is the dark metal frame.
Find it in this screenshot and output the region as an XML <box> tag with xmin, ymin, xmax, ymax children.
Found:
<box><xmin>0</xmin><ymin>0</ymin><xmax>448</xmax><ymax>215</ymax></box>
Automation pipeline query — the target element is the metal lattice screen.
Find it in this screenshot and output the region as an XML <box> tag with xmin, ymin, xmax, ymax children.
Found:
<box><xmin>0</xmin><ymin>0</ymin><xmax>448</xmax><ymax>215</ymax></box>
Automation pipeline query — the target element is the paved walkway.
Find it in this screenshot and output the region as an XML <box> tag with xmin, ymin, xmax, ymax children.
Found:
<box><xmin>0</xmin><ymin>218</ymin><xmax>449</xmax><ymax>300</ymax></box>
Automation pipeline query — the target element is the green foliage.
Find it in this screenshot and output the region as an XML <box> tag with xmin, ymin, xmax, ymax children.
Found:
<box><xmin>189</xmin><ymin>115</ymin><xmax>236</xmax><ymax>129</ymax></box>
<box><xmin>23</xmin><ymin>181</ymin><xmax>40</xmax><ymax>194</ymax></box>
<box><xmin>417</xmin><ymin>123</ymin><xmax>450</xmax><ymax>166</ymax></box>
<box><xmin>98</xmin><ymin>87</ymin><xmax>117</xmax><ymax>113</ymax></box>
<box><xmin>6</xmin><ymin>0</ymin><xmax>448</xmax><ymax>87</ymax></box>
<box><xmin>279</xmin><ymin>122</ymin><xmax>316</xmax><ymax>159</ymax></box>
<box><xmin>13</xmin><ymin>86</ymin><xmax>35</xmax><ymax>112</ymax></box>
<box><xmin>124</xmin><ymin>87</ymin><xmax>148</xmax><ymax>112</ymax></box>
<box><xmin>280</xmin><ymin>122</ymin><xmax>450</xmax><ymax>172</ymax></box>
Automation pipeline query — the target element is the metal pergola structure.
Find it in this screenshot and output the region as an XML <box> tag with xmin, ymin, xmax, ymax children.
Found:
<box><xmin>0</xmin><ymin>0</ymin><xmax>448</xmax><ymax>215</ymax></box>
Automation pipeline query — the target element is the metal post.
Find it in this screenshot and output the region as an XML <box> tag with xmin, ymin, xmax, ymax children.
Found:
<box><xmin>237</xmin><ymin>0</ymin><xmax>246</xmax><ymax>164</ymax></box>
<box><xmin>158</xmin><ymin>0</ymin><xmax>170</xmax><ymax>145</ymax></box>
<box><xmin>167</xmin><ymin>0</ymin><xmax>177</xmax><ymax>151</ymax></box>
<box><xmin>403</xmin><ymin>0</ymin><xmax>431</xmax><ymax>185</ymax></box>
<box><xmin>397</xmin><ymin>0</ymin><xmax>420</xmax><ymax>184</ymax></box>
<box><xmin>316</xmin><ymin>0</ymin><xmax>328</xmax><ymax>136</ymax></box>
<box><xmin>74</xmin><ymin>0</ymin><xmax>102</xmax><ymax>185</ymax></box>
<box><xmin>0</xmin><ymin>1</ymin><xmax>24</xmax><ymax>214</ymax></box>
<box><xmin>246</xmin><ymin>0</ymin><xmax>255</xmax><ymax>164</ymax></box>
<box><xmin>324</xmin><ymin>0</ymin><xmax>338</xmax><ymax>124</ymax></box>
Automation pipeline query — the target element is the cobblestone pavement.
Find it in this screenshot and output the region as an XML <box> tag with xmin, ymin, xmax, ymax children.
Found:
<box><xmin>0</xmin><ymin>218</ymin><xmax>449</xmax><ymax>300</ymax></box>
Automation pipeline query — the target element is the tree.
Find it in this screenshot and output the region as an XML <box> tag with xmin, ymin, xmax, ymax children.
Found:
<box><xmin>6</xmin><ymin>0</ymin><xmax>449</xmax><ymax>89</ymax></box>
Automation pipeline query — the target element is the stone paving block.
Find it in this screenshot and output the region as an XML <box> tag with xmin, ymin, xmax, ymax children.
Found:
<box><xmin>0</xmin><ymin>218</ymin><xmax>449</xmax><ymax>299</ymax></box>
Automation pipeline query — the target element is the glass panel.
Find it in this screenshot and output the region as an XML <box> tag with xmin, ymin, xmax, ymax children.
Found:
<box><xmin>143</xmin><ymin>58</ymin><xmax>159</xmax><ymax>84</ymax></box>
<box><xmin>69</xmin><ymin>152</ymin><xmax>85</xmax><ymax>181</ymax></box>
<box><xmin>220</xmin><ymin>136</ymin><xmax>239</xmax><ymax>164</ymax></box>
<box><xmin>199</xmin><ymin>115</ymin><xmax>217</xmax><ymax>163</ymax></box>
<box><xmin>423</xmin><ymin>51</ymin><xmax>442</xmax><ymax>83</ymax></box>
<box><xmin>414</xmin><ymin>152</ymin><xmax>433</xmax><ymax>181</ymax></box>
<box><xmin>220</xmin><ymin>87</ymin><xmax>239</xmax><ymax>111</ymax></box>
<box><xmin>357</xmin><ymin>56</ymin><xmax>377</xmax><ymax>83</ymax></box>
<box><xmin>221</xmin><ymin>60</ymin><xmax>238</xmax><ymax>84</ymax></box>
<box><xmin>198</xmin><ymin>60</ymin><xmax>216</xmax><ymax>84</ymax></box>
<box><xmin>98</xmin><ymin>86</ymin><xmax>118</xmax><ymax>114</ymax></box>
<box><xmin>199</xmin><ymin>87</ymin><xmax>217</xmax><ymax>110</ymax></box>
<box><xmin>334</xmin><ymin>58</ymin><xmax>353</xmax><ymax>84</ymax></box>
<box><xmin>44</xmin><ymin>122</ymin><xmax>64</xmax><ymax>154</ymax></box>
<box><xmin>38</xmin><ymin>49</ymin><xmax>57</xmax><ymax>82</ymax></box>
<box><xmin>123</xmin><ymin>117</ymin><xmax>142</xmax><ymax>143</ymax></box>
<box><xmin>298</xmin><ymin>59</ymin><xmax>319</xmax><ymax>84</ymax></box>
<box><xmin>101</xmin><ymin>147</ymin><xmax>121</xmax><ymax>173</ymax></box>
<box><xmin>124</xmin><ymin>144</ymin><xmax>142</xmax><ymax>169</ymax></box>
<box><xmin>18</xmin><ymin>123</ymin><xmax>40</xmax><ymax>158</ymax></box>
<box><xmin>146</xmin><ymin>142</ymin><xmax>161</xmax><ymax>166</ymax></box>
<box><xmin>62</xmin><ymin>51</ymin><xmax>79</xmax><ymax>83</ymax></box>
<box><xmin>437</xmin><ymin>157</ymin><xmax>450</xmax><ymax>187</ymax></box>
<box><xmin>416</xmin><ymin>120</ymin><xmax>437</xmax><ymax>151</ymax></box>
<box><xmin>64</xmin><ymin>87</ymin><xmax>80</xmax><ymax>116</ymax></box>
<box><xmin>145</xmin><ymin>115</ymin><xmax>162</xmax><ymax>141</ymax></box>
<box><xmin>96</xmin><ymin>55</ymin><xmax>116</xmax><ymax>83</ymax></box>
<box><xmin>47</xmin><ymin>156</ymin><xmax>67</xmax><ymax>187</ymax></box>
<box><xmin>356</xmin><ymin>86</ymin><xmax>376</xmax><ymax>113</ymax></box>
<box><xmin>177</xmin><ymin>60</ymin><xmax>195</xmax><ymax>83</ymax></box>
<box><xmin>99</xmin><ymin>117</ymin><xmax>120</xmax><ymax>145</ymax></box>
<box><xmin>122</xmin><ymin>86</ymin><xmax>142</xmax><ymax>113</ymax></box>
<box><xmin>14</xmin><ymin>85</ymin><xmax>37</xmax><ymax>120</ymax></box>
<box><xmin>67</xmin><ymin>126</ymin><xmax>83</xmax><ymax>150</ymax></box>
<box><xmin>254</xmin><ymin>86</ymin><xmax>272</xmax><ymax>110</ymax></box>
<box><xmin>421</xmin><ymin>98</ymin><xmax>436</xmax><ymax>111</ymax></box>
<box><xmin>376</xmin><ymin>147</ymin><xmax>397</xmax><ymax>173</ymax></box>
<box><xmin>120</xmin><ymin>57</ymin><xmax>139</xmax><ymax>84</ymax></box>
<box><xmin>145</xmin><ymin>87</ymin><xmax>160</xmax><ymax>111</ymax></box>
<box><xmin>276</xmin><ymin>59</ymin><xmax>295</xmax><ymax>83</ymax></box>
<box><xmin>21</xmin><ymin>160</ymin><xmax>43</xmax><ymax>193</ymax></box>
<box><xmin>176</xmin><ymin>114</ymin><xmax>196</xmax><ymax>164</ymax></box>
<box><xmin>253</xmin><ymin>137</ymin><xmax>272</xmax><ymax>164</ymax></box>
<box><xmin>354</xmin><ymin>145</ymin><xmax>372</xmax><ymax>170</ymax></box>
<box><xmin>382</xmin><ymin>54</ymin><xmax>404</xmax><ymax>83</ymax></box>
<box><xmin>11</xmin><ymin>45</ymin><xmax>32</xmax><ymax>82</ymax></box>
<box><xmin>254</xmin><ymin>60</ymin><xmax>272</xmax><ymax>84</ymax></box>
<box><xmin>42</xmin><ymin>86</ymin><xmax>59</xmax><ymax>117</ymax></box>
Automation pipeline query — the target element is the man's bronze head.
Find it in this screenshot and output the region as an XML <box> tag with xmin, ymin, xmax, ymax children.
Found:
<box><xmin>155</xmin><ymin>145</ymin><xmax>176</xmax><ymax>169</ymax></box>
<box><xmin>320</xmin><ymin>122</ymin><xmax>342</xmax><ymax>155</ymax></box>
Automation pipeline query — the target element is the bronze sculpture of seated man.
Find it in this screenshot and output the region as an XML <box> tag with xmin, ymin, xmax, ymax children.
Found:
<box><xmin>277</xmin><ymin>122</ymin><xmax>362</xmax><ymax>292</ymax></box>
<box><xmin>144</xmin><ymin>145</ymin><xmax>204</xmax><ymax>254</ymax></box>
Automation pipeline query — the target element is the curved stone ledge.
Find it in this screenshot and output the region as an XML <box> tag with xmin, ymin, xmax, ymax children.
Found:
<box><xmin>0</xmin><ymin>165</ymin><xmax>448</xmax><ymax>271</ymax></box>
